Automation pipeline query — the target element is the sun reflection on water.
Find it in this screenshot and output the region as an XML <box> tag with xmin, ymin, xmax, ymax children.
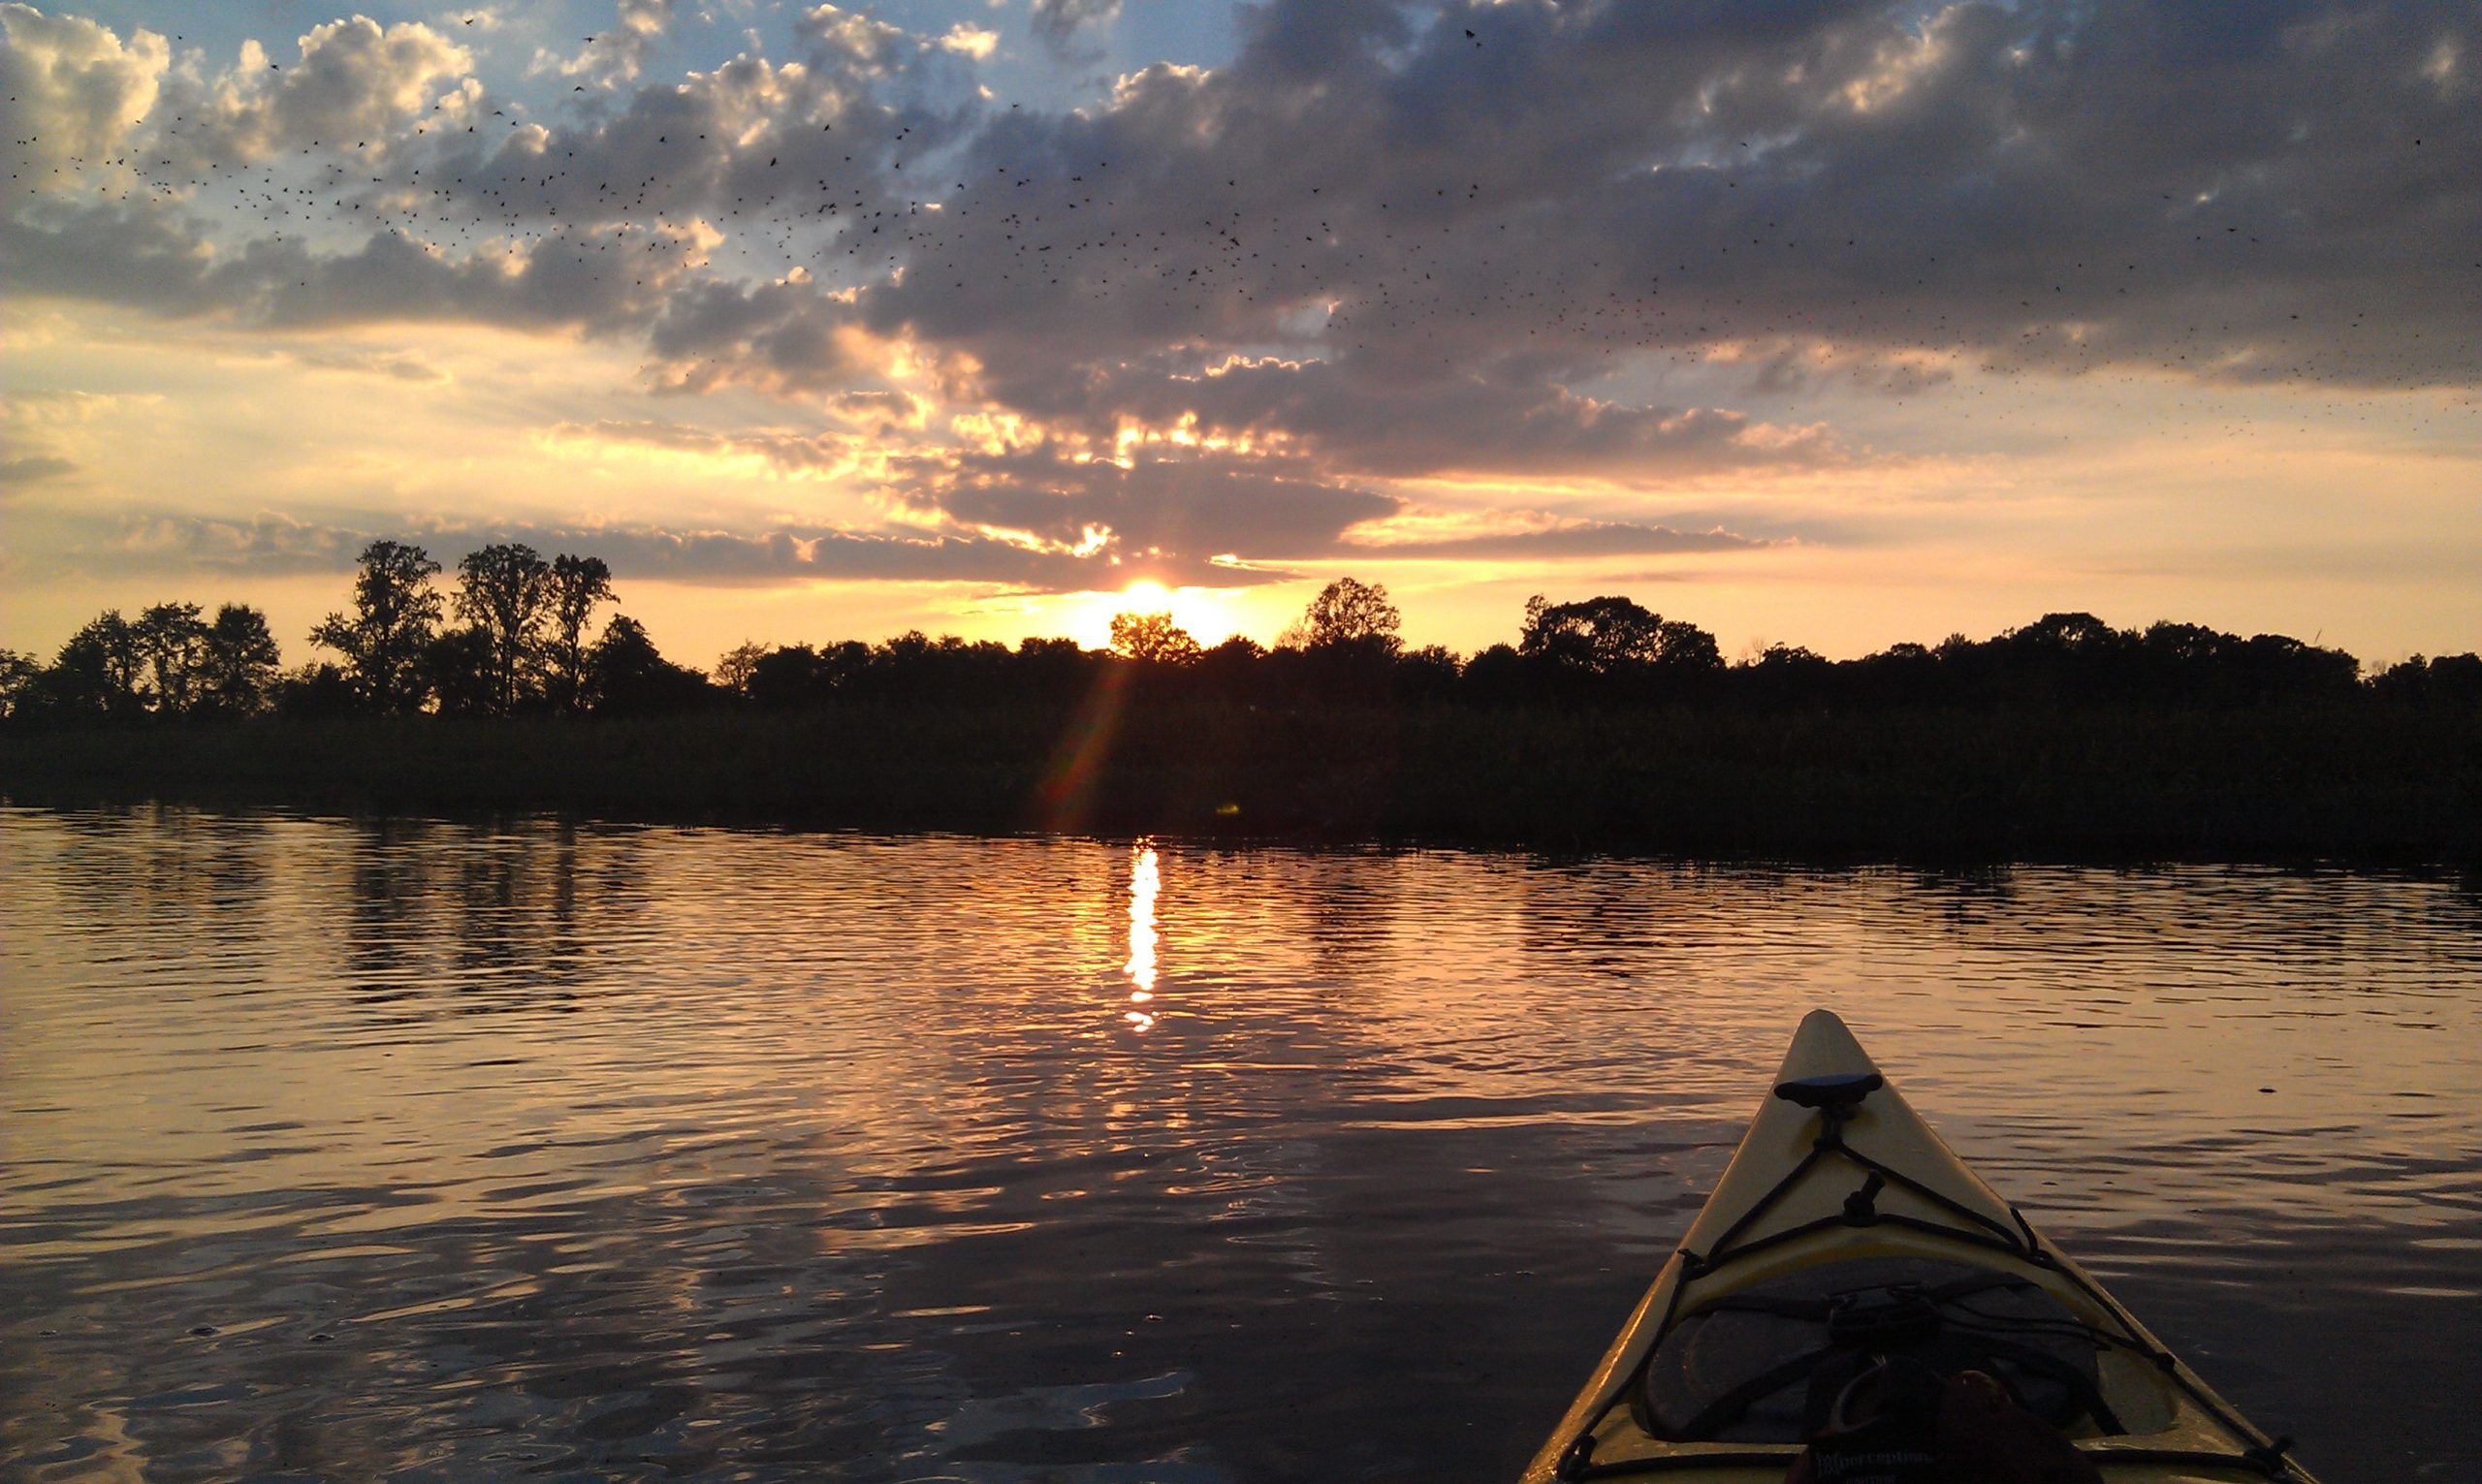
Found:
<box><xmin>1124</xmin><ymin>843</ymin><xmax>1160</xmax><ymax>1029</ymax></box>
<box><xmin>7</xmin><ymin>814</ymin><xmax>2482</xmax><ymax>1479</ymax></box>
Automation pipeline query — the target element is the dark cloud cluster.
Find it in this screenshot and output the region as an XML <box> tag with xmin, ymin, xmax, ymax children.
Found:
<box><xmin>910</xmin><ymin>445</ymin><xmax>1397</xmax><ymax>557</ymax></box>
<box><xmin>856</xmin><ymin>0</ymin><xmax>2478</xmax><ymax>395</ymax></box>
<box><xmin>1028</xmin><ymin>0</ymin><xmax>1123</xmax><ymax>62</ymax></box>
<box><xmin>20</xmin><ymin>505</ymin><xmax>1265</xmax><ymax>589</ymax></box>
<box><xmin>4</xmin><ymin>0</ymin><xmax>2474</xmax><ymax>591</ymax></box>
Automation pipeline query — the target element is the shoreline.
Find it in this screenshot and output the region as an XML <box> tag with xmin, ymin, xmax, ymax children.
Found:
<box><xmin>6</xmin><ymin>702</ymin><xmax>2475</xmax><ymax>865</ymax></box>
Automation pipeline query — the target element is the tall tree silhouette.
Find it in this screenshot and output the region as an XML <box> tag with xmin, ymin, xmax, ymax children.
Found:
<box><xmin>713</xmin><ymin>641</ymin><xmax>768</xmax><ymax>698</ymax></box>
<box><xmin>543</xmin><ymin>554</ymin><xmax>616</xmax><ymax>712</ymax></box>
<box><xmin>0</xmin><ymin>648</ymin><xmax>36</xmax><ymax>722</ymax></box>
<box><xmin>1110</xmin><ymin>611</ymin><xmax>1203</xmax><ymax>665</ymax></box>
<box><xmin>134</xmin><ymin>602</ymin><xmax>210</xmax><ymax>714</ymax></box>
<box><xmin>422</xmin><ymin>626</ymin><xmax>499</xmax><ymax>717</ymax></box>
<box><xmin>1297</xmin><ymin>577</ymin><xmax>1403</xmax><ymax>655</ymax></box>
<box><xmin>41</xmin><ymin>611</ymin><xmax>146</xmax><ymax>719</ymax></box>
<box><xmin>199</xmin><ymin>605</ymin><xmax>281</xmax><ymax>716</ymax></box>
<box><xmin>588</xmin><ymin>616</ymin><xmax>713</xmax><ymax>714</ymax></box>
<box><xmin>454</xmin><ymin>544</ymin><xmax>553</xmax><ymax>716</ymax></box>
<box><xmin>309</xmin><ymin>541</ymin><xmax>443</xmax><ymax>712</ymax></box>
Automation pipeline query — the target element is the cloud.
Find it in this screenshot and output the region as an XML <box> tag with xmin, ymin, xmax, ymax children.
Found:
<box><xmin>0</xmin><ymin>4</ymin><xmax>168</xmax><ymax>184</ymax></box>
<box><xmin>544</xmin><ymin>418</ymin><xmax>1378</xmax><ymax>571</ymax></box>
<box><xmin>1028</xmin><ymin>0</ymin><xmax>1121</xmax><ymax>61</ymax></box>
<box><xmin>644</xmin><ymin>273</ymin><xmax>869</xmax><ymax>395</ymax></box>
<box><xmin>541</xmin><ymin>416</ymin><xmax>866</xmax><ymax>477</ymax></box>
<box><xmin>939</xmin><ymin>24</ymin><xmax>1000</xmax><ymax>61</ymax></box>
<box><xmin>795</xmin><ymin>4</ymin><xmax>913</xmax><ymax>77</ymax></box>
<box><xmin>0</xmin><ymin>387</ymin><xmax>122</xmax><ymax>424</ymax></box>
<box><xmin>0</xmin><ymin>200</ymin><xmax>713</xmax><ymax>333</ymax></box>
<box><xmin>1002</xmin><ymin>354</ymin><xmax>1848</xmax><ymax>481</ymax></box>
<box><xmin>5</xmin><ymin>0</ymin><xmax>2477</xmax><ymax>608</ymax></box>
<box><xmin>23</xmin><ymin>506</ymin><xmax>1263</xmax><ymax>591</ymax></box>
<box><xmin>163</xmin><ymin>16</ymin><xmax>472</xmax><ymax>163</ymax></box>
<box><xmin>284</xmin><ymin>346</ymin><xmax>453</xmax><ymax>382</ymax></box>
<box><xmin>533</xmin><ymin>0</ymin><xmax>677</xmax><ymax>88</ymax></box>
<box><xmin>0</xmin><ymin>386</ymin><xmax>138</xmax><ymax>495</ymax></box>
<box><xmin>856</xmin><ymin>0</ymin><xmax>2481</xmax><ymax>396</ymax></box>
<box><xmin>0</xmin><ymin>454</ymin><xmax>76</xmax><ymax>487</ymax></box>
<box><xmin>15</xmin><ymin>1</ymin><xmax>2478</xmax><ymax>399</ymax></box>
<box><xmin>1342</xmin><ymin>519</ymin><xmax>1773</xmax><ymax>561</ymax></box>
<box><xmin>829</xmin><ymin>389</ymin><xmax>929</xmax><ymax>431</ymax></box>
<box><xmin>910</xmin><ymin>445</ymin><xmax>1398</xmax><ymax>558</ymax></box>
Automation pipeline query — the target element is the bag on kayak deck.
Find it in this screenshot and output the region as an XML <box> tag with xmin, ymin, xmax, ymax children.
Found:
<box><xmin>1636</xmin><ymin>1256</ymin><xmax>2106</xmax><ymax>1444</ymax></box>
<box><xmin>1798</xmin><ymin>1355</ymin><xmax>1947</xmax><ymax>1484</ymax></box>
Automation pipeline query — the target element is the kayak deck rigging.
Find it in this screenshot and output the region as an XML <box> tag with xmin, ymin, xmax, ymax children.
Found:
<box><xmin>1523</xmin><ymin>1012</ymin><xmax>2317</xmax><ymax>1484</ymax></box>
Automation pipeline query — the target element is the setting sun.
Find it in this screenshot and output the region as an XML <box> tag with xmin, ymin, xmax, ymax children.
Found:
<box><xmin>1061</xmin><ymin>579</ymin><xmax>1249</xmax><ymax>650</ymax></box>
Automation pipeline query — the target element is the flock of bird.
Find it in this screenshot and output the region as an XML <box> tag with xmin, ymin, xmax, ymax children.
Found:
<box><xmin>4</xmin><ymin>12</ymin><xmax>2473</xmax><ymax>452</ymax></box>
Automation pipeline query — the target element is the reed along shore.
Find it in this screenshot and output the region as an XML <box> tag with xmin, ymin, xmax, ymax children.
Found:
<box><xmin>6</xmin><ymin>698</ymin><xmax>2474</xmax><ymax>862</ymax></box>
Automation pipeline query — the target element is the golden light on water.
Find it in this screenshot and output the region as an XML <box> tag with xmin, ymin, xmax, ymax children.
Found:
<box><xmin>1124</xmin><ymin>844</ymin><xmax>1161</xmax><ymax>1029</ymax></box>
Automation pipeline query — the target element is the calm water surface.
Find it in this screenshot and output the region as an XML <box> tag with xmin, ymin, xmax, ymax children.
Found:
<box><xmin>2</xmin><ymin>806</ymin><xmax>2478</xmax><ymax>1483</ymax></box>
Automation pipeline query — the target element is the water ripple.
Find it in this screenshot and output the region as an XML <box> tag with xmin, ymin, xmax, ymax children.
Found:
<box><xmin>2</xmin><ymin>806</ymin><xmax>2477</xmax><ymax>1483</ymax></box>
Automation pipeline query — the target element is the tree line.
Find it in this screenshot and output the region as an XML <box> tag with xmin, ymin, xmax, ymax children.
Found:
<box><xmin>1</xmin><ymin>540</ymin><xmax>700</xmax><ymax>725</ymax></box>
<box><xmin>3</xmin><ymin>541</ymin><xmax>2477</xmax><ymax>727</ymax></box>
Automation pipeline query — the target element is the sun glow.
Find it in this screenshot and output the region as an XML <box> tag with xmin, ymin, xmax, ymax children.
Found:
<box><xmin>1059</xmin><ymin>580</ymin><xmax>1248</xmax><ymax>650</ymax></box>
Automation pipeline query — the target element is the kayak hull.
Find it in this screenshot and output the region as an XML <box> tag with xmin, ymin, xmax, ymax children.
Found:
<box><xmin>1520</xmin><ymin>1011</ymin><xmax>2317</xmax><ymax>1484</ymax></box>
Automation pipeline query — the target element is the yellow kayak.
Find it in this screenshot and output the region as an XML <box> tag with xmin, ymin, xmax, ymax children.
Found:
<box><xmin>1521</xmin><ymin>1011</ymin><xmax>2317</xmax><ymax>1483</ymax></box>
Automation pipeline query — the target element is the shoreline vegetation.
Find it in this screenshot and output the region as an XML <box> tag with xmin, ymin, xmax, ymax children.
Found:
<box><xmin>4</xmin><ymin>541</ymin><xmax>2478</xmax><ymax>860</ymax></box>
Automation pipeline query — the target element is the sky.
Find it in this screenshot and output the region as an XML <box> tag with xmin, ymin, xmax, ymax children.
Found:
<box><xmin>2</xmin><ymin>0</ymin><xmax>2476</xmax><ymax>670</ymax></box>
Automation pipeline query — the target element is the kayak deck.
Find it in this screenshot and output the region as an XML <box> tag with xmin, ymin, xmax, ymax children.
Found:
<box><xmin>1520</xmin><ymin>1011</ymin><xmax>2317</xmax><ymax>1483</ymax></box>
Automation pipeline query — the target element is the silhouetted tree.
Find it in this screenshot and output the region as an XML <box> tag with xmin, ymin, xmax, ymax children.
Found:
<box><xmin>543</xmin><ymin>554</ymin><xmax>616</xmax><ymax>711</ymax></box>
<box><xmin>454</xmin><ymin>543</ymin><xmax>553</xmax><ymax>715</ymax></box>
<box><xmin>1522</xmin><ymin>595</ymin><xmax>1719</xmax><ymax>676</ymax></box>
<box><xmin>1192</xmin><ymin>634</ymin><xmax>1266</xmax><ymax>701</ymax></box>
<box><xmin>273</xmin><ymin>661</ymin><xmax>359</xmax><ymax>718</ymax></box>
<box><xmin>747</xmin><ymin>644</ymin><xmax>833</xmax><ymax>709</ymax></box>
<box><xmin>135</xmin><ymin>602</ymin><xmax>211</xmax><ymax>714</ymax></box>
<box><xmin>1656</xmin><ymin>619</ymin><xmax>1724</xmax><ymax>673</ymax></box>
<box><xmin>25</xmin><ymin>553</ymin><xmax>2466</xmax><ymax>746</ymax></box>
<box><xmin>309</xmin><ymin>540</ymin><xmax>442</xmax><ymax>712</ymax></box>
<box><xmin>588</xmin><ymin>615</ymin><xmax>713</xmax><ymax>714</ymax></box>
<box><xmin>0</xmin><ymin>647</ymin><xmax>36</xmax><ymax>722</ymax></box>
<box><xmin>714</xmin><ymin>640</ymin><xmax>768</xmax><ymax>697</ymax></box>
<box><xmin>1738</xmin><ymin>644</ymin><xmax>1834</xmax><ymax>708</ymax></box>
<box><xmin>1009</xmin><ymin>636</ymin><xmax>1098</xmax><ymax>702</ymax></box>
<box><xmin>199</xmin><ymin>605</ymin><xmax>282</xmax><ymax>716</ymax></box>
<box><xmin>1461</xmin><ymin>643</ymin><xmax>1529</xmax><ymax>706</ymax></box>
<box><xmin>1297</xmin><ymin>577</ymin><xmax>1402</xmax><ymax>655</ymax></box>
<box><xmin>422</xmin><ymin>626</ymin><xmax>498</xmax><ymax>716</ymax></box>
<box><xmin>818</xmin><ymin>639</ymin><xmax>875</xmax><ymax>696</ymax></box>
<box><xmin>34</xmin><ymin>611</ymin><xmax>146</xmax><ymax>720</ymax></box>
<box><xmin>1395</xmin><ymin>644</ymin><xmax>1461</xmax><ymax>704</ymax></box>
<box><xmin>1111</xmin><ymin>611</ymin><xmax>1202</xmax><ymax>665</ymax></box>
<box><xmin>2370</xmin><ymin>653</ymin><xmax>2482</xmax><ymax>707</ymax></box>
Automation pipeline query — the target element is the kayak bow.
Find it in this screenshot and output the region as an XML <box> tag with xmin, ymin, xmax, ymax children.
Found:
<box><xmin>1521</xmin><ymin>1011</ymin><xmax>2316</xmax><ymax>1483</ymax></box>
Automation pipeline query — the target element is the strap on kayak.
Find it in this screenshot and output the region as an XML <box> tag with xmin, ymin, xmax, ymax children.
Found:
<box><xmin>1694</xmin><ymin>1270</ymin><xmax>2031</xmax><ymax>1323</ymax></box>
<box><xmin>1682</xmin><ymin>1079</ymin><xmax>2032</xmax><ymax>1284</ymax></box>
<box><xmin>1648</xmin><ymin>1279</ymin><xmax>2124</xmax><ymax>1442</ymax></box>
<box><xmin>1547</xmin><ymin>1079</ymin><xmax>2312</xmax><ymax>1482</ymax></box>
<box><xmin>1963</xmin><ymin>1334</ymin><xmax>2128</xmax><ymax>1437</ymax></box>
